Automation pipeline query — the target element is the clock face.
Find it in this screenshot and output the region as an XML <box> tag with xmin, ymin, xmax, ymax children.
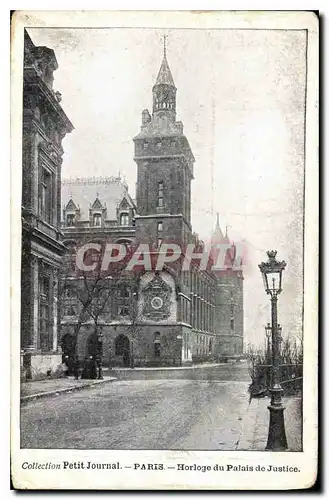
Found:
<box><xmin>151</xmin><ymin>296</ymin><xmax>164</xmax><ymax>310</ymax></box>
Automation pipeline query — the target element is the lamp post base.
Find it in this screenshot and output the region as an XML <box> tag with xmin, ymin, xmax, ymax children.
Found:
<box><xmin>266</xmin><ymin>404</ymin><xmax>288</xmax><ymax>451</ymax></box>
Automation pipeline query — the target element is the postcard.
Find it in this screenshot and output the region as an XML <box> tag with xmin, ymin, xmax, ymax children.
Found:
<box><xmin>11</xmin><ymin>10</ymin><xmax>318</xmax><ymax>490</ymax></box>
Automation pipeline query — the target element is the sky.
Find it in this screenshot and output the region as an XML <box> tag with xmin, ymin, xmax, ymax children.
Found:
<box><xmin>27</xmin><ymin>27</ymin><xmax>307</xmax><ymax>347</ymax></box>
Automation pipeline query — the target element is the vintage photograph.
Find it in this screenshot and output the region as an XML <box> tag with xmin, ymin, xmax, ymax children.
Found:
<box><xmin>11</xmin><ymin>10</ymin><xmax>318</xmax><ymax>490</ymax></box>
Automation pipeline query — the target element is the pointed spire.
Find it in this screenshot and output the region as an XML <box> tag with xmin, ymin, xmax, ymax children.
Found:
<box><xmin>155</xmin><ymin>35</ymin><xmax>175</xmax><ymax>87</ymax></box>
<box><xmin>155</xmin><ymin>58</ymin><xmax>175</xmax><ymax>87</ymax></box>
<box><xmin>211</xmin><ymin>213</ymin><xmax>224</xmax><ymax>242</ymax></box>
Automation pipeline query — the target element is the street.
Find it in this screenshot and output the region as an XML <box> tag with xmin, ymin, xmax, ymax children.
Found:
<box><xmin>21</xmin><ymin>367</ymin><xmax>251</xmax><ymax>450</ymax></box>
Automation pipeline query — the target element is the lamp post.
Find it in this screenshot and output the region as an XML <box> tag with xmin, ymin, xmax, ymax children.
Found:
<box><xmin>259</xmin><ymin>250</ymin><xmax>287</xmax><ymax>451</ymax></box>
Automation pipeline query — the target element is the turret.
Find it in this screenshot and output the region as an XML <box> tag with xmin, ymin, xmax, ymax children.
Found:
<box><xmin>152</xmin><ymin>36</ymin><xmax>177</xmax><ymax>122</ymax></box>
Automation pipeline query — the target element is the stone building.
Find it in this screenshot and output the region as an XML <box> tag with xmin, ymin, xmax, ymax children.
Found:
<box><xmin>21</xmin><ymin>31</ymin><xmax>74</xmax><ymax>378</ymax></box>
<box><xmin>60</xmin><ymin>46</ymin><xmax>243</xmax><ymax>367</ymax></box>
<box><xmin>211</xmin><ymin>215</ymin><xmax>244</xmax><ymax>356</ymax></box>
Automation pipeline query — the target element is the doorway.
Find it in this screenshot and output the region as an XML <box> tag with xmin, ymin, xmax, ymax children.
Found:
<box><xmin>115</xmin><ymin>334</ymin><xmax>130</xmax><ymax>367</ymax></box>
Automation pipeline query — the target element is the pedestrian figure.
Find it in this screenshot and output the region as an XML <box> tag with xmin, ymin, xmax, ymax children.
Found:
<box><xmin>123</xmin><ymin>349</ymin><xmax>130</xmax><ymax>368</ymax></box>
<box><xmin>82</xmin><ymin>330</ymin><xmax>103</xmax><ymax>379</ymax></box>
<box><xmin>60</xmin><ymin>333</ymin><xmax>75</xmax><ymax>376</ymax></box>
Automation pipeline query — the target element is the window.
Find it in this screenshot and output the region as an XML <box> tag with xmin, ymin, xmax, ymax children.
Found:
<box><xmin>119</xmin><ymin>306</ymin><xmax>130</xmax><ymax>317</ymax></box>
<box><xmin>64</xmin><ymin>287</ymin><xmax>75</xmax><ymax>299</ymax></box>
<box><xmin>40</xmin><ymin>168</ymin><xmax>52</xmax><ymax>224</ymax></box>
<box><xmin>119</xmin><ymin>285</ymin><xmax>130</xmax><ymax>298</ymax></box>
<box><xmin>157</xmin><ymin>220</ymin><xmax>163</xmax><ymax>248</ymax></box>
<box><xmin>154</xmin><ymin>332</ymin><xmax>161</xmax><ymax>357</ymax></box>
<box><xmin>143</xmin><ymin>143</ymin><xmax>148</xmax><ymax>149</ymax></box>
<box><xmin>66</xmin><ymin>213</ymin><xmax>75</xmax><ymax>227</ymax></box>
<box><xmin>65</xmin><ymin>305</ymin><xmax>77</xmax><ymax>317</ymax></box>
<box><xmin>230</xmin><ymin>317</ymin><xmax>235</xmax><ymax>331</ymax></box>
<box><xmin>117</xmin><ymin>284</ymin><xmax>130</xmax><ymax>318</ymax></box>
<box><xmin>158</xmin><ymin>182</ymin><xmax>164</xmax><ymax>208</ymax></box>
<box><xmin>120</xmin><ymin>212</ymin><xmax>129</xmax><ymax>226</ymax></box>
<box><xmin>91</xmin><ymin>251</ymin><xmax>100</xmax><ymax>263</ymax></box>
<box><xmin>93</xmin><ymin>213</ymin><xmax>101</xmax><ymax>226</ymax></box>
<box><xmin>39</xmin><ymin>274</ymin><xmax>52</xmax><ymax>351</ymax></box>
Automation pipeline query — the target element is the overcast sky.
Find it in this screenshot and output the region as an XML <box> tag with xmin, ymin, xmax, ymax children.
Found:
<box><xmin>27</xmin><ymin>27</ymin><xmax>307</xmax><ymax>346</ymax></box>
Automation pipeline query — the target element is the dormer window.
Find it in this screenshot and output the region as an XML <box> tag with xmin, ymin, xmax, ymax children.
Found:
<box><xmin>120</xmin><ymin>213</ymin><xmax>129</xmax><ymax>226</ymax></box>
<box><xmin>66</xmin><ymin>214</ymin><xmax>75</xmax><ymax>227</ymax></box>
<box><xmin>93</xmin><ymin>213</ymin><xmax>101</xmax><ymax>226</ymax></box>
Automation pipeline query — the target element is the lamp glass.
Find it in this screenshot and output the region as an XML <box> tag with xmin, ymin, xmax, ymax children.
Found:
<box><xmin>265</xmin><ymin>270</ymin><xmax>281</xmax><ymax>293</ymax></box>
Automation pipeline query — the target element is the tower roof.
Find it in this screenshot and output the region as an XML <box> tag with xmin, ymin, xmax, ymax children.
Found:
<box><xmin>134</xmin><ymin>112</ymin><xmax>183</xmax><ymax>139</ymax></box>
<box><xmin>155</xmin><ymin>56</ymin><xmax>175</xmax><ymax>87</ymax></box>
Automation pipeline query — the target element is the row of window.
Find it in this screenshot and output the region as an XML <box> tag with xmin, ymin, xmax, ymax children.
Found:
<box><xmin>154</xmin><ymin>101</ymin><xmax>174</xmax><ymax>110</ymax></box>
<box><xmin>143</xmin><ymin>140</ymin><xmax>176</xmax><ymax>149</ymax></box>
<box><xmin>66</xmin><ymin>212</ymin><xmax>131</xmax><ymax>227</ymax></box>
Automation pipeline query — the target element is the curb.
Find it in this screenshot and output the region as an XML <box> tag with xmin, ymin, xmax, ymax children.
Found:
<box><xmin>108</xmin><ymin>362</ymin><xmax>245</xmax><ymax>372</ymax></box>
<box><xmin>20</xmin><ymin>377</ymin><xmax>117</xmax><ymax>402</ymax></box>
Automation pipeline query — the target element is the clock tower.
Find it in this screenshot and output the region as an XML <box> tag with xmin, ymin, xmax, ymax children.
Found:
<box><xmin>133</xmin><ymin>40</ymin><xmax>195</xmax><ymax>249</ymax></box>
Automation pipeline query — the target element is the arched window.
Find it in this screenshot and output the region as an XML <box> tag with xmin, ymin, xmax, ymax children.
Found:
<box><xmin>115</xmin><ymin>238</ymin><xmax>133</xmax><ymax>250</ymax></box>
<box><xmin>120</xmin><ymin>213</ymin><xmax>129</xmax><ymax>226</ymax></box>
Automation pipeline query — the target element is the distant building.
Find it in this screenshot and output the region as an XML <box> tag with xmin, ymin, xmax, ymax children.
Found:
<box><xmin>60</xmin><ymin>45</ymin><xmax>243</xmax><ymax>367</ymax></box>
<box><xmin>211</xmin><ymin>214</ymin><xmax>244</xmax><ymax>356</ymax></box>
<box><xmin>21</xmin><ymin>31</ymin><xmax>73</xmax><ymax>379</ymax></box>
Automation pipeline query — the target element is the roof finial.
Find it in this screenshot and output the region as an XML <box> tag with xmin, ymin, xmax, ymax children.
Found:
<box><xmin>216</xmin><ymin>212</ymin><xmax>220</xmax><ymax>229</ymax></box>
<box><xmin>163</xmin><ymin>34</ymin><xmax>167</xmax><ymax>59</ymax></box>
<box><xmin>96</xmin><ymin>192</ymin><xmax>99</xmax><ymax>198</ymax></box>
<box><xmin>225</xmin><ymin>224</ymin><xmax>228</xmax><ymax>238</ymax></box>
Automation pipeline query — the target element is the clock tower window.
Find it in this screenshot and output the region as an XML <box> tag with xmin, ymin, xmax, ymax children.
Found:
<box><xmin>158</xmin><ymin>182</ymin><xmax>164</xmax><ymax>208</ymax></box>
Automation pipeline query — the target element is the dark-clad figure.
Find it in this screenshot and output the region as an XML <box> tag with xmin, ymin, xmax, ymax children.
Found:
<box><xmin>81</xmin><ymin>331</ymin><xmax>103</xmax><ymax>379</ymax></box>
<box><xmin>122</xmin><ymin>349</ymin><xmax>130</xmax><ymax>368</ymax></box>
<box><xmin>60</xmin><ymin>332</ymin><xmax>75</xmax><ymax>376</ymax></box>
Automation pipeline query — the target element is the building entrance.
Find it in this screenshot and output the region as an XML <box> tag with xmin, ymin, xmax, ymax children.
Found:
<box><xmin>115</xmin><ymin>334</ymin><xmax>130</xmax><ymax>367</ymax></box>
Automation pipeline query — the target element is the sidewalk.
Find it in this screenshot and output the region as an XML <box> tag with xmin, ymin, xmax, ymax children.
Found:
<box><xmin>21</xmin><ymin>376</ymin><xmax>117</xmax><ymax>402</ymax></box>
<box><xmin>109</xmin><ymin>362</ymin><xmax>229</xmax><ymax>371</ymax></box>
<box><xmin>237</xmin><ymin>396</ymin><xmax>302</xmax><ymax>451</ymax></box>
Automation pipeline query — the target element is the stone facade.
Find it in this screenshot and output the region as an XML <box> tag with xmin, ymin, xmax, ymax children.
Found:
<box><xmin>21</xmin><ymin>31</ymin><xmax>73</xmax><ymax>379</ymax></box>
<box><xmin>59</xmin><ymin>47</ymin><xmax>244</xmax><ymax>367</ymax></box>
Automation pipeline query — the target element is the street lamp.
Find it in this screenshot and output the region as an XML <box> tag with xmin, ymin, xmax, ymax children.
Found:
<box><xmin>259</xmin><ymin>250</ymin><xmax>287</xmax><ymax>451</ymax></box>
